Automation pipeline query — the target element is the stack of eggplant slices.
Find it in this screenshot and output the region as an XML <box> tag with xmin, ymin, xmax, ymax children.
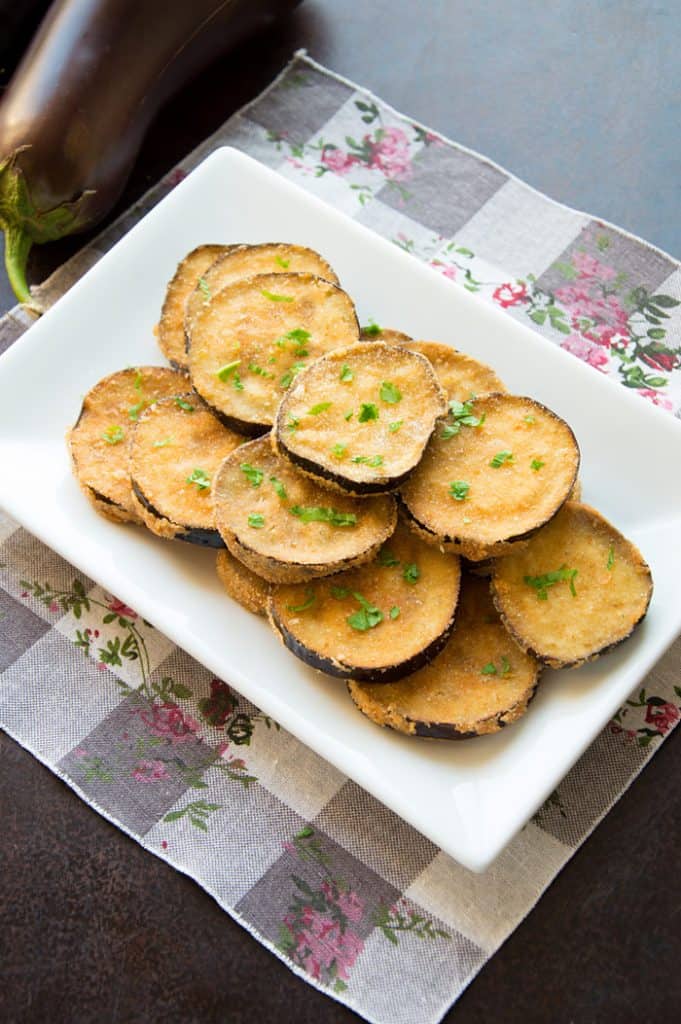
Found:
<box><xmin>69</xmin><ymin>243</ymin><xmax>653</xmax><ymax>740</ymax></box>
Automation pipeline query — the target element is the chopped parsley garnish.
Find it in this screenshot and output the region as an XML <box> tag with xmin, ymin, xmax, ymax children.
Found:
<box><xmin>490</xmin><ymin>450</ymin><xmax>513</xmax><ymax>468</ymax></box>
<box><xmin>402</xmin><ymin>563</ymin><xmax>420</xmax><ymax>585</ymax></box>
<box><xmin>340</xmin><ymin>364</ymin><xmax>353</xmax><ymax>383</ymax></box>
<box><xmin>351</xmin><ymin>454</ymin><xmax>384</xmax><ymax>467</ymax></box>
<box><xmin>362</xmin><ymin>321</ymin><xmax>382</xmax><ymax>336</ymax></box>
<box><xmin>216</xmin><ymin>359</ymin><xmax>241</xmax><ymax>382</ymax></box>
<box><xmin>248</xmin><ymin>513</ymin><xmax>265</xmax><ymax>529</ymax></box>
<box><xmin>102</xmin><ymin>425</ymin><xmax>124</xmax><ymax>445</ymax></box>
<box><xmin>501</xmin><ymin>655</ymin><xmax>511</xmax><ymax>675</ymax></box>
<box><xmin>270</xmin><ymin>476</ymin><xmax>287</xmax><ymax>501</ymax></box>
<box><xmin>524</xmin><ymin>415</ymin><xmax>535</xmax><ymax>425</ymax></box>
<box><xmin>133</xmin><ymin>370</ymin><xmax>143</xmax><ymax>391</ymax></box>
<box><xmin>388</xmin><ymin>420</ymin><xmax>403</xmax><ymax>433</ymax></box>
<box><xmin>261</xmin><ymin>289</ymin><xmax>294</xmax><ymax>302</ymax></box>
<box><xmin>380</xmin><ymin>380</ymin><xmax>402</xmax><ymax>404</ymax></box>
<box><xmin>481</xmin><ymin>663</ymin><xmax>497</xmax><ymax>676</ymax></box>
<box><xmin>389</xmin><ymin>606</ymin><xmax>400</xmax><ymax>620</ymax></box>
<box><xmin>186</xmin><ymin>468</ymin><xmax>211</xmax><ymax>492</ymax></box>
<box><xmin>449</xmin><ymin>480</ymin><xmax>470</xmax><ymax>501</ymax></box>
<box><xmin>607</xmin><ymin>545</ymin><xmax>615</xmax><ymax>571</ymax></box>
<box><xmin>377</xmin><ymin>547</ymin><xmax>400</xmax><ymax>567</ymax></box>
<box><xmin>240</xmin><ymin>463</ymin><xmax>263</xmax><ymax>487</ymax></box>
<box><xmin>347</xmin><ymin>592</ymin><xmax>384</xmax><ymax>631</ymax></box>
<box><xmin>174</xmin><ymin>397</ymin><xmax>194</xmax><ymax>412</ymax></box>
<box><xmin>287</xmin><ymin>416</ymin><xmax>300</xmax><ymax>432</ymax></box>
<box><xmin>290</xmin><ymin>506</ymin><xmax>357</xmax><ymax>527</ymax></box>
<box><xmin>462</xmin><ymin>515</ymin><xmax>472</xmax><ymax>524</ymax></box>
<box><xmin>128</xmin><ymin>401</ymin><xmax>145</xmax><ymax>421</ymax></box>
<box><xmin>198</xmin><ymin>276</ymin><xmax>211</xmax><ymax>301</ymax></box>
<box><xmin>308</xmin><ymin>401</ymin><xmax>332</xmax><ymax>415</ymax></box>
<box><xmin>276</xmin><ymin>328</ymin><xmax>310</xmax><ymax>356</ymax></box>
<box><xmin>344</xmin><ymin>410</ymin><xmax>353</xmax><ymax>421</ymax></box>
<box><xmin>280</xmin><ymin>362</ymin><xmax>306</xmax><ymax>390</ymax></box>
<box><xmin>482</xmin><ymin>656</ymin><xmax>512</xmax><ymax>676</ymax></box>
<box><xmin>331</xmin><ymin>586</ymin><xmax>351</xmax><ymax>599</ymax></box>
<box><xmin>153</xmin><ymin>436</ymin><xmax>174</xmax><ymax>448</ymax></box>
<box><xmin>441</xmin><ymin>398</ymin><xmax>485</xmax><ymax>438</ymax></box>
<box><xmin>530</xmin><ymin>458</ymin><xmax>545</xmax><ymax>471</ymax></box>
<box><xmin>249</xmin><ymin>362</ymin><xmax>274</xmax><ymax>379</ymax></box>
<box><xmin>358</xmin><ymin>402</ymin><xmax>379</xmax><ymax>422</ymax></box>
<box><xmin>287</xmin><ymin>588</ymin><xmax>316</xmax><ymax>613</ymax></box>
<box><xmin>275</xmin><ymin>255</ymin><xmax>290</xmax><ymax>269</ymax></box>
<box><xmin>524</xmin><ymin>565</ymin><xmax>578</xmax><ymax>600</ymax></box>
<box><xmin>331</xmin><ymin>443</ymin><xmax>347</xmax><ymax>459</ymax></box>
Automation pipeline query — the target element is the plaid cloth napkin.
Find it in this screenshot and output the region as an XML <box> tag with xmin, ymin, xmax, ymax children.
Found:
<box><xmin>1</xmin><ymin>52</ymin><xmax>680</xmax><ymax>1024</ymax></box>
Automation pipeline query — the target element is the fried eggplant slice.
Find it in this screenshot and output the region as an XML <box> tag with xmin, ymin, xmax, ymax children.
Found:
<box><xmin>188</xmin><ymin>272</ymin><xmax>359</xmax><ymax>436</ymax></box>
<box><xmin>156</xmin><ymin>244</ymin><xmax>233</xmax><ymax>369</ymax></box>
<box><xmin>404</xmin><ymin>341</ymin><xmax>506</xmax><ymax>401</ymax></box>
<box><xmin>68</xmin><ymin>366</ymin><xmax>188</xmax><ymax>523</ymax></box>
<box><xmin>359</xmin><ymin>325</ymin><xmax>413</xmax><ymax>346</ymax></box>
<box><xmin>216</xmin><ymin>548</ymin><xmax>270</xmax><ymax>616</ymax></box>
<box><xmin>274</xmin><ymin>341</ymin><xmax>447</xmax><ymax>495</ymax></box>
<box><xmin>184</xmin><ymin>242</ymin><xmax>339</xmax><ymax>348</ymax></box>
<box><xmin>490</xmin><ymin>501</ymin><xmax>653</xmax><ymax>669</ymax></box>
<box><xmin>348</xmin><ymin>574</ymin><xmax>540</xmax><ymax>737</ymax></box>
<box><xmin>213</xmin><ymin>435</ymin><xmax>397</xmax><ymax>583</ymax></box>
<box><xmin>400</xmin><ymin>393</ymin><xmax>580</xmax><ymax>560</ymax></box>
<box><xmin>129</xmin><ymin>394</ymin><xmax>243</xmax><ymax>546</ymax></box>
<box><xmin>268</xmin><ymin>522</ymin><xmax>461</xmax><ymax>682</ymax></box>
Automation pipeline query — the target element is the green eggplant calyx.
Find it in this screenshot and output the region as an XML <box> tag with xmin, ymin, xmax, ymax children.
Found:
<box><xmin>0</xmin><ymin>147</ymin><xmax>96</xmax><ymax>306</ymax></box>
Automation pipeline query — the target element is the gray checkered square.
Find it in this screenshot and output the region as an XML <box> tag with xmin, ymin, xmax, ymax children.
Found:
<box><xmin>247</xmin><ymin>62</ymin><xmax>353</xmax><ymax>147</ymax></box>
<box><xmin>0</xmin><ymin>588</ymin><xmax>51</xmax><ymax>672</ymax></box>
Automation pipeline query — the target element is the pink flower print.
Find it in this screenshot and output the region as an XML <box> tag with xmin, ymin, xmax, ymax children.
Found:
<box><xmin>107</xmin><ymin>597</ymin><xmax>138</xmax><ymax>619</ymax></box>
<box><xmin>638</xmin><ymin>388</ymin><xmax>673</xmax><ymax>411</ymax></box>
<box><xmin>367</xmin><ymin>126</ymin><xmax>412</xmax><ymax>180</ymax></box>
<box><xmin>49</xmin><ymin>601</ymin><xmax>59</xmax><ymax>612</ymax></box>
<box><xmin>320</xmin><ymin>147</ymin><xmax>358</xmax><ymax>176</ymax></box>
<box><xmin>561</xmin><ymin>334</ymin><xmax>609</xmax><ymax>372</ymax></box>
<box><xmin>285</xmin><ymin>907</ymin><xmax>364</xmax><ymax>981</ymax></box>
<box><xmin>335</xmin><ymin>890</ymin><xmax>365</xmax><ymax>924</ymax></box>
<box><xmin>137</xmin><ymin>702</ymin><xmax>201</xmax><ymax>744</ymax></box>
<box><xmin>492</xmin><ymin>282</ymin><xmax>528</xmax><ymax>309</ymax></box>
<box><xmin>430</xmin><ymin>260</ymin><xmax>457</xmax><ymax>281</ymax></box>
<box><xmin>216</xmin><ymin>741</ymin><xmax>230</xmax><ymax>758</ymax></box>
<box><xmin>164</xmin><ymin>168</ymin><xmax>187</xmax><ymax>188</ymax></box>
<box><xmin>571</xmin><ymin>251</ymin><xmax>616</xmax><ymax>282</ymax></box>
<box><xmin>74</xmin><ymin>748</ymin><xmax>89</xmax><ymax>758</ymax></box>
<box><xmin>161</xmin><ymin>840</ymin><xmax>168</xmax><ymax>850</ymax></box>
<box><xmin>132</xmin><ymin>759</ymin><xmax>170</xmax><ymax>783</ymax></box>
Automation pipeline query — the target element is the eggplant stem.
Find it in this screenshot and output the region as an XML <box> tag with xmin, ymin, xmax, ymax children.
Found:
<box><xmin>2</xmin><ymin>221</ymin><xmax>33</xmax><ymax>306</ymax></box>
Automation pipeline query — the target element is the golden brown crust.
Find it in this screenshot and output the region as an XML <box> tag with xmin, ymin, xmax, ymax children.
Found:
<box><xmin>348</xmin><ymin>574</ymin><xmax>540</xmax><ymax>737</ymax></box>
<box><xmin>359</xmin><ymin>326</ymin><xmax>413</xmax><ymax>346</ymax></box>
<box><xmin>490</xmin><ymin>501</ymin><xmax>653</xmax><ymax>669</ymax></box>
<box><xmin>267</xmin><ymin>522</ymin><xmax>461</xmax><ymax>682</ymax></box>
<box><xmin>403</xmin><ymin>341</ymin><xmax>507</xmax><ymax>401</ymax></box>
<box><xmin>184</xmin><ymin>242</ymin><xmax>340</xmax><ymax>346</ymax></box>
<box><xmin>213</xmin><ymin>436</ymin><xmax>397</xmax><ymax>583</ymax></box>
<box><xmin>187</xmin><ymin>272</ymin><xmax>359</xmax><ymax>434</ymax></box>
<box><xmin>274</xmin><ymin>342</ymin><xmax>448</xmax><ymax>495</ymax></box>
<box><xmin>399</xmin><ymin>393</ymin><xmax>580</xmax><ymax>560</ymax></box>
<box><xmin>68</xmin><ymin>366</ymin><xmax>188</xmax><ymax>523</ymax></box>
<box><xmin>157</xmin><ymin>245</ymin><xmax>232</xmax><ymax>369</ymax></box>
<box><xmin>216</xmin><ymin>549</ymin><xmax>270</xmax><ymax>616</ymax></box>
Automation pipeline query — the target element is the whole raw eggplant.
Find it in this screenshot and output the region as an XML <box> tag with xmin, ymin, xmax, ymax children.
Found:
<box><xmin>0</xmin><ymin>0</ymin><xmax>301</xmax><ymax>305</ymax></box>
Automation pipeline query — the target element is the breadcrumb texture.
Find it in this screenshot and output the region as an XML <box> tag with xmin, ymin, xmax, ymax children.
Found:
<box><xmin>216</xmin><ymin>548</ymin><xmax>270</xmax><ymax>616</ymax></box>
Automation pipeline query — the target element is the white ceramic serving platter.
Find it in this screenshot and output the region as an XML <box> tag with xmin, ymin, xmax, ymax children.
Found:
<box><xmin>1</xmin><ymin>148</ymin><xmax>680</xmax><ymax>872</ymax></box>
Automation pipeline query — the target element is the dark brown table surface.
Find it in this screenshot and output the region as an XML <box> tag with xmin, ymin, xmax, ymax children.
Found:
<box><xmin>2</xmin><ymin>3</ymin><xmax>681</xmax><ymax>1022</ymax></box>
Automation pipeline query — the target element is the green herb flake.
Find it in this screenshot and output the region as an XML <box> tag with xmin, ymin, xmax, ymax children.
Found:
<box><xmin>133</xmin><ymin>370</ymin><xmax>143</xmax><ymax>391</ymax></box>
<box><xmin>402</xmin><ymin>563</ymin><xmax>420</xmax><ymax>585</ymax></box>
<box><xmin>607</xmin><ymin>545</ymin><xmax>615</xmax><ymax>571</ymax></box>
<box><xmin>490</xmin><ymin>450</ymin><xmax>514</xmax><ymax>468</ymax></box>
<box><xmin>388</xmin><ymin>420</ymin><xmax>403</xmax><ymax>433</ymax></box>
<box><xmin>287</xmin><ymin>588</ymin><xmax>316</xmax><ymax>613</ymax></box>
<box><xmin>331</xmin><ymin>586</ymin><xmax>351</xmax><ymax>600</ymax></box>
<box><xmin>389</xmin><ymin>606</ymin><xmax>400</xmax><ymax>620</ymax></box>
<box><xmin>358</xmin><ymin>402</ymin><xmax>379</xmax><ymax>423</ymax></box>
<box><xmin>308</xmin><ymin>401</ymin><xmax>332</xmax><ymax>415</ymax></box>
<box><xmin>186</xmin><ymin>468</ymin><xmax>211</xmax><ymax>492</ymax></box>
<box><xmin>530</xmin><ymin>458</ymin><xmax>545</xmax><ymax>472</ymax></box>
<box><xmin>270</xmin><ymin>476</ymin><xmax>287</xmax><ymax>501</ymax></box>
<box><xmin>351</xmin><ymin>454</ymin><xmax>383</xmax><ymax>467</ymax></box>
<box><xmin>248</xmin><ymin>362</ymin><xmax>274</xmax><ymax>379</ymax></box>
<box><xmin>449</xmin><ymin>480</ymin><xmax>470</xmax><ymax>501</ymax></box>
<box><xmin>216</xmin><ymin>359</ymin><xmax>241</xmax><ymax>382</ymax></box>
<box><xmin>330</xmin><ymin>443</ymin><xmax>347</xmax><ymax>459</ymax></box>
<box><xmin>442</xmin><ymin>397</ymin><xmax>485</xmax><ymax>438</ymax></box>
<box><xmin>275</xmin><ymin>255</ymin><xmax>290</xmax><ymax>269</ymax></box>
<box><xmin>500</xmin><ymin>656</ymin><xmax>511</xmax><ymax>676</ymax></box>
<box><xmin>340</xmin><ymin>364</ymin><xmax>353</xmax><ymax>383</ymax></box>
<box><xmin>344</xmin><ymin>410</ymin><xmax>354</xmax><ymax>421</ymax></box>
<box><xmin>524</xmin><ymin>565</ymin><xmax>578</xmax><ymax>601</ymax></box>
<box><xmin>377</xmin><ymin>547</ymin><xmax>400</xmax><ymax>567</ymax></box>
<box><xmin>347</xmin><ymin>592</ymin><xmax>384</xmax><ymax>631</ymax></box>
<box><xmin>128</xmin><ymin>401</ymin><xmax>145</xmax><ymax>421</ymax></box>
<box><xmin>441</xmin><ymin>423</ymin><xmax>460</xmax><ymax>440</ymax></box>
<box><xmin>153</xmin><ymin>436</ymin><xmax>174</xmax><ymax>448</ymax></box>
<box><xmin>287</xmin><ymin>416</ymin><xmax>300</xmax><ymax>433</ymax></box>
<box><xmin>462</xmin><ymin>515</ymin><xmax>472</xmax><ymax>524</ymax></box>
<box><xmin>481</xmin><ymin>662</ymin><xmax>497</xmax><ymax>676</ymax></box>
<box><xmin>198</xmin><ymin>276</ymin><xmax>211</xmax><ymax>302</ymax></box>
<box><xmin>290</xmin><ymin>506</ymin><xmax>358</xmax><ymax>527</ymax></box>
<box><xmin>524</xmin><ymin>415</ymin><xmax>536</xmax><ymax>425</ymax></box>
<box><xmin>261</xmin><ymin>289</ymin><xmax>294</xmax><ymax>303</ymax></box>
<box><xmin>280</xmin><ymin>362</ymin><xmax>306</xmax><ymax>390</ymax></box>
<box><xmin>240</xmin><ymin>463</ymin><xmax>264</xmax><ymax>488</ymax></box>
<box><xmin>380</xmin><ymin>380</ymin><xmax>402</xmax><ymax>404</ymax></box>
<box><xmin>102</xmin><ymin>425</ymin><xmax>125</xmax><ymax>445</ymax></box>
<box><xmin>362</xmin><ymin>321</ymin><xmax>382</xmax><ymax>336</ymax></box>
<box><xmin>174</xmin><ymin>397</ymin><xmax>194</xmax><ymax>412</ymax></box>
<box><xmin>248</xmin><ymin>513</ymin><xmax>265</xmax><ymax>529</ymax></box>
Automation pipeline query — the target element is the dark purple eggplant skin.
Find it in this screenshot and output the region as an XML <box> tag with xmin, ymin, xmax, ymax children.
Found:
<box><xmin>0</xmin><ymin>0</ymin><xmax>301</xmax><ymax>304</ymax></box>
<box><xmin>131</xmin><ymin>480</ymin><xmax>225</xmax><ymax>549</ymax></box>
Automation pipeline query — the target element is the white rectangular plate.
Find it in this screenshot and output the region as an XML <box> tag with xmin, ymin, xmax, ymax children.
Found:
<box><xmin>1</xmin><ymin>148</ymin><xmax>680</xmax><ymax>872</ymax></box>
